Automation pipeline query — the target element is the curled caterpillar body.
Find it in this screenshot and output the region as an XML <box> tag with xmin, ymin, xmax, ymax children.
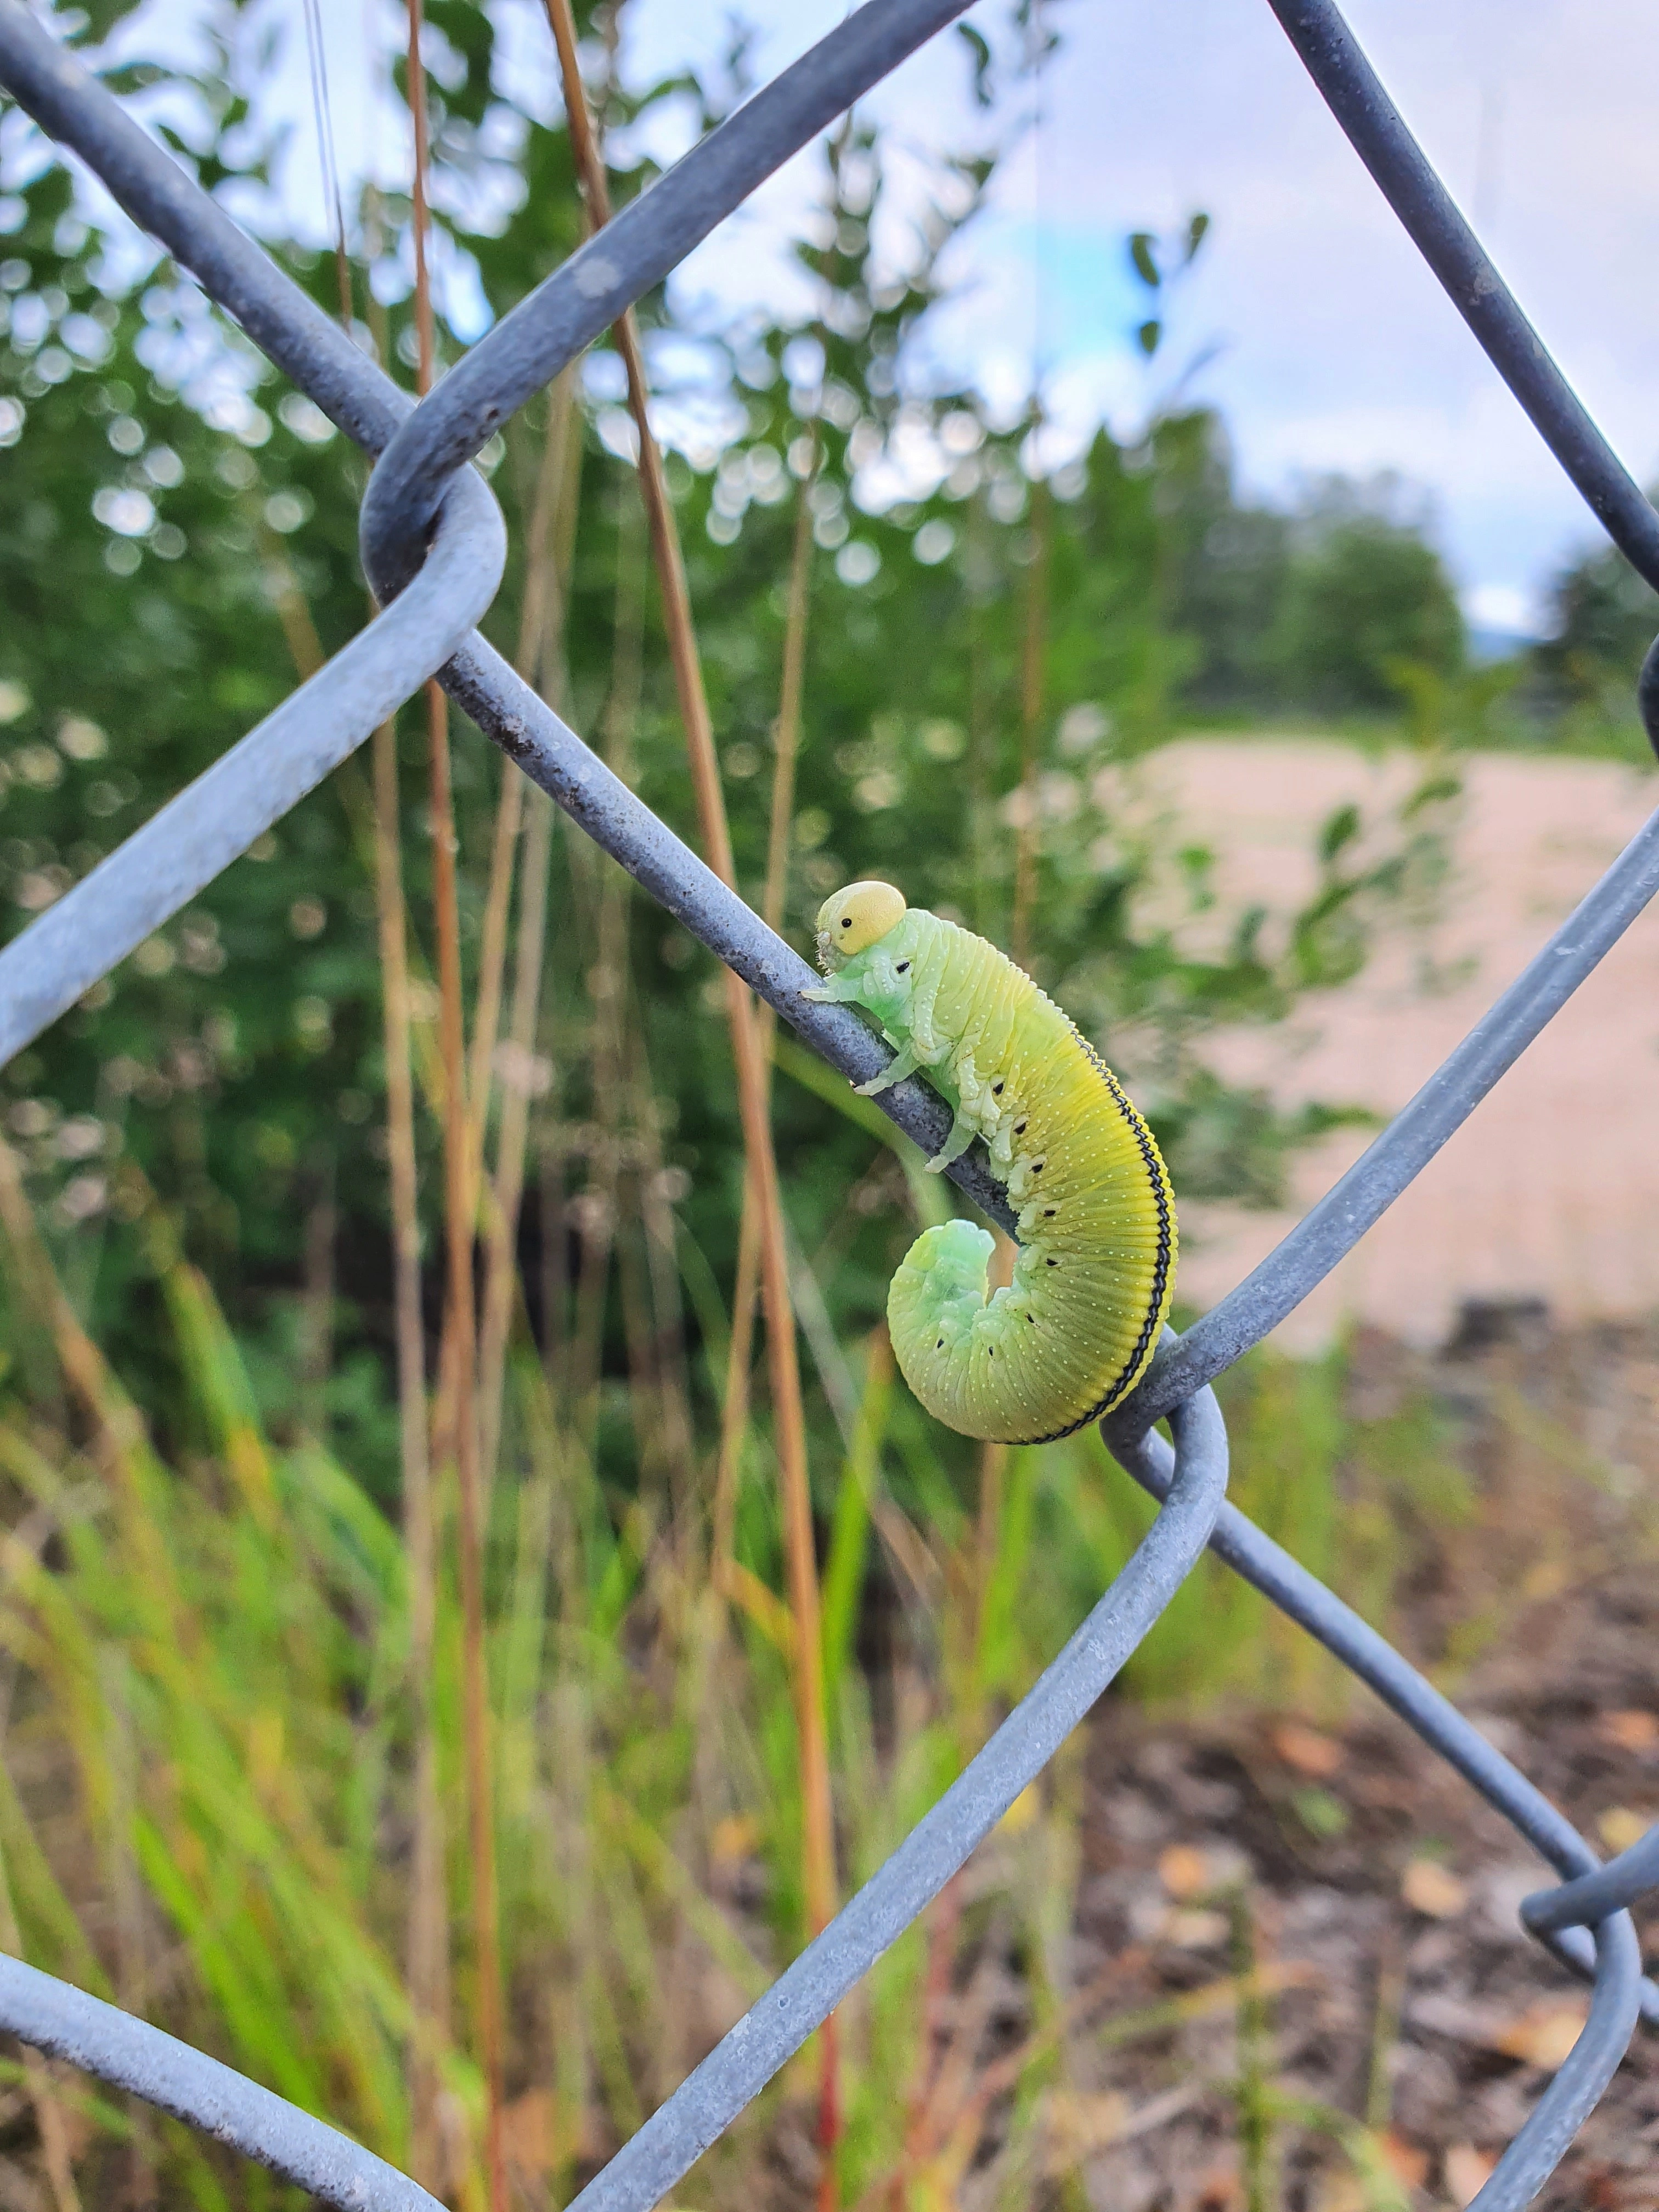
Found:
<box><xmin>805</xmin><ymin>880</ymin><xmax>1176</xmax><ymax>1444</ymax></box>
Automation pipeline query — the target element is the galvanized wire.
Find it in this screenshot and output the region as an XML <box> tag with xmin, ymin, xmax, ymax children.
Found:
<box><xmin>0</xmin><ymin>3</ymin><xmax>1655</xmax><ymax>2209</ymax></box>
<box><xmin>0</xmin><ymin>1958</ymin><xmax>443</xmax><ymax>2212</ymax></box>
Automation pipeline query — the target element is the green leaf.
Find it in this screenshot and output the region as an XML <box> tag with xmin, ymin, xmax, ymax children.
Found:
<box><xmin>1137</xmin><ymin>318</ymin><xmax>1161</xmax><ymax>357</ymax></box>
<box><xmin>1291</xmin><ymin>1785</ymin><xmax>1350</xmax><ymax>1839</ymax></box>
<box><xmin>956</xmin><ymin>24</ymin><xmax>995</xmax><ymax>108</ymax></box>
<box><xmin>1128</xmin><ymin>232</ymin><xmax>1160</xmax><ymax>290</ymax></box>
<box><xmin>1318</xmin><ymin>802</ymin><xmax>1361</xmax><ymax>864</ymax></box>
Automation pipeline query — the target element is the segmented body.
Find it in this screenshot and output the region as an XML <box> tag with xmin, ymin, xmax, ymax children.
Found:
<box><xmin>807</xmin><ymin>886</ymin><xmax>1176</xmax><ymax>1444</ymax></box>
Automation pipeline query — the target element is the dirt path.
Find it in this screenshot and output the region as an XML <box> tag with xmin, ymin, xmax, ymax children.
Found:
<box><xmin>967</xmin><ymin>1324</ymin><xmax>1659</xmax><ymax>2211</ymax></box>
<box><xmin>1113</xmin><ymin>737</ymin><xmax>1659</xmax><ymax>1351</ymax></box>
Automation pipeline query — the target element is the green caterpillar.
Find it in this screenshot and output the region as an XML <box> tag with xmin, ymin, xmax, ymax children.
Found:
<box><xmin>804</xmin><ymin>881</ymin><xmax>1176</xmax><ymax>1444</ymax></box>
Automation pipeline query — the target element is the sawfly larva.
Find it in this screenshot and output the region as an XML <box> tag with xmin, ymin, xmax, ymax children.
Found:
<box><xmin>804</xmin><ymin>880</ymin><xmax>1175</xmax><ymax>1444</ymax></box>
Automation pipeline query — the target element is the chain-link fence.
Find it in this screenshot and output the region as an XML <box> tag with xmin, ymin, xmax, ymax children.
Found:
<box><xmin>0</xmin><ymin>3</ymin><xmax>1656</xmax><ymax>2208</ymax></box>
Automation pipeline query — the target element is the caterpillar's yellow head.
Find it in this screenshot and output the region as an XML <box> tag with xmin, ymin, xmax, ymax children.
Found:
<box><xmin>816</xmin><ymin>880</ymin><xmax>907</xmax><ymax>969</ymax></box>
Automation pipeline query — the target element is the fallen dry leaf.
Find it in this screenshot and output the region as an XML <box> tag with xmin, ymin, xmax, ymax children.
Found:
<box><xmin>501</xmin><ymin>2089</ymin><xmax>556</xmax><ymax>2177</ymax></box>
<box><xmin>1596</xmin><ymin>1707</ymin><xmax>1659</xmax><ymax>1754</ymax></box>
<box><xmin>1156</xmin><ymin>1841</ymin><xmax>1248</xmax><ymax>1900</ymax></box>
<box><xmin>1310</xmin><ymin>2171</ymin><xmax>1365</xmax><ymax>2212</ymax></box>
<box><xmin>1401</xmin><ymin>1855</ymin><xmax>1468</xmax><ymax>1918</ymax></box>
<box><xmin>1491</xmin><ymin>1997</ymin><xmax>1590</xmax><ymax>2070</ymax></box>
<box><xmin>907</xmin><ymin>2100</ymin><xmax>983</xmax><ymax>2208</ymax></box>
<box><xmin>1598</xmin><ymin>1803</ymin><xmax>1656</xmax><ymax>1855</ymax></box>
<box><xmin>1164</xmin><ymin>1906</ymin><xmax>1230</xmax><ymax>1950</ymax></box>
<box><xmin>500</xmin><ymin>2086</ymin><xmax>607</xmax><ymax>2177</ymax></box>
<box><xmin>1377</xmin><ymin>2129</ymin><xmax>1431</xmax><ymax>2188</ymax></box>
<box><xmin>1444</xmin><ymin>2143</ymin><xmax>1498</xmax><ymax>2205</ymax></box>
<box><xmin>1158</xmin><ymin>1842</ymin><xmax>1212</xmax><ymax>1900</ymax></box>
<box><xmin>1193</xmin><ymin>2153</ymin><xmax>1245</xmax><ymax>2211</ymax></box>
<box><xmin>1306</xmin><ymin>2136</ymin><xmax>1426</xmax><ymax>2210</ymax></box>
<box><xmin>1042</xmin><ymin>2089</ymin><xmax>1131</xmax><ymax>2170</ymax></box>
<box><xmin>1410</xmin><ymin>1988</ymin><xmax>1588</xmax><ymax>2069</ymax></box>
<box><xmin>1272</xmin><ymin>1721</ymin><xmax>1344</xmax><ymax>1778</ymax></box>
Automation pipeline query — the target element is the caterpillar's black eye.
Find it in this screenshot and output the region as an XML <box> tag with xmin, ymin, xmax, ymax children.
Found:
<box><xmin>895</xmin><ymin>961</ymin><xmax>910</xmax><ymax>974</ymax></box>
<box><xmin>840</xmin><ymin>916</ymin><xmax>852</xmax><ymax>928</ymax></box>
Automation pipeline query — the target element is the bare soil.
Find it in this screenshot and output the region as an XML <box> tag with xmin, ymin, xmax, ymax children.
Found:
<box><xmin>1057</xmin><ymin>1563</ymin><xmax>1659</xmax><ymax>2211</ymax></box>
<box><xmin>878</xmin><ymin>1313</ymin><xmax>1659</xmax><ymax>2211</ymax></box>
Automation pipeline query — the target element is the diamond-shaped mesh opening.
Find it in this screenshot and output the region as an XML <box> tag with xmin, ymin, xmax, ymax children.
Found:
<box><xmin>0</xmin><ymin>5</ymin><xmax>1654</xmax><ymax>2209</ymax></box>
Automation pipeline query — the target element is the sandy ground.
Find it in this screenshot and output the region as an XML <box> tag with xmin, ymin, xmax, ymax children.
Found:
<box><xmin>1123</xmin><ymin>737</ymin><xmax>1659</xmax><ymax>1351</ymax></box>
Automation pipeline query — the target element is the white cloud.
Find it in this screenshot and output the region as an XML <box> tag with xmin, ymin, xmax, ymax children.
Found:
<box><xmin>134</xmin><ymin>0</ymin><xmax>1659</xmax><ymax>616</ymax></box>
<box><xmin>1464</xmin><ymin>583</ymin><xmax>1535</xmax><ymax>635</ymax></box>
<box><xmin>626</xmin><ymin>0</ymin><xmax>1659</xmax><ymax>609</ymax></box>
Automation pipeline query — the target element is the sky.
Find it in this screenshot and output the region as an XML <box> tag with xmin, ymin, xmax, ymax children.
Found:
<box><xmin>112</xmin><ymin>0</ymin><xmax>1659</xmax><ymax>639</ymax></box>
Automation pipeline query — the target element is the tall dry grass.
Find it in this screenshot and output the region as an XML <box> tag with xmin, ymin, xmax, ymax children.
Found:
<box><xmin>0</xmin><ymin>1094</ymin><xmax>1598</xmax><ymax>2208</ymax></box>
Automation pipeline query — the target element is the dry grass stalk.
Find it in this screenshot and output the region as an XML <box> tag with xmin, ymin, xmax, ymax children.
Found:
<box><xmin>763</xmin><ymin>439</ymin><xmax>818</xmax><ymax>941</ymax></box>
<box><xmin>543</xmin><ymin>1</ymin><xmax>840</xmax><ymax>2188</ymax></box>
<box><xmin>538</xmin><ymin>1143</ymin><xmax>568</xmax><ymax>1399</ymax></box>
<box><xmin>972</xmin><ymin>1441</ymin><xmax>1007</xmax><ymax>1680</ymax></box>
<box><xmin>405</xmin><ymin>9</ymin><xmax>506</xmax><ymax>2206</ymax></box>
<box><xmin>477</xmin><ymin>368</ymin><xmax>580</xmax><ymax>1497</ymax></box>
<box><xmin>566</xmin><ymin>504</ymin><xmax>645</xmax><ymax>1457</ymax></box>
<box><xmin>575</xmin><ymin>517</ymin><xmax>696</xmax><ymax>1506</ymax></box>
<box><xmin>1011</xmin><ymin>469</ymin><xmax>1051</xmax><ymax>967</ymax></box>
<box><xmin>710</xmin><ymin>1200</ymin><xmax>760</xmax><ymax>1573</ymax></box>
<box><xmin>713</xmin><ymin>424</ymin><xmax>819</xmax><ymax>1571</ymax></box>
<box><xmin>461</xmin><ymin>382</ymin><xmax>574</xmax><ymax>1226</ymax></box>
<box><xmin>255</xmin><ymin>517</ymin><xmax>329</xmax><ymax>678</ymax></box>
<box><xmin>0</xmin><ymin>1146</ymin><xmax>134</xmax><ymax>1486</ymax></box>
<box><xmin>464</xmin><ymin>781</ymin><xmax>524</xmax><ymax>1204</ymax></box>
<box><xmin>618</xmin><ymin>1025</ymin><xmax>697</xmax><ymax>1520</ymax></box>
<box><xmin>967</xmin><ymin>492</ymin><xmax>996</xmax><ymax>936</ymax></box>
<box><xmin>356</xmin><ymin>167</ymin><xmax>453</xmax><ymax>2199</ymax></box>
<box><xmin>300</xmin><ymin>0</ymin><xmax>354</xmax><ymax>336</ymax></box>
<box><xmin>374</xmin><ymin>697</ymin><xmax>449</xmax><ymax>2185</ymax></box>
<box><xmin>888</xmin><ymin>1872</ymin><xmax>964</xmax><ymax>2210</ymax></box>
<box><xmin>252</xmin><ymin>386</ymin><xmax>453</xmax><ymax>2169</ymax></box>
<box><xmin>628</xmin><ymin>1032</ymin><xmax>697</xmax><ymax>1520</ymax></box>
<box><xmin>478</xmin><ymin>785</ymin><xmax>554</xmax><ymax>1493</ymax></box>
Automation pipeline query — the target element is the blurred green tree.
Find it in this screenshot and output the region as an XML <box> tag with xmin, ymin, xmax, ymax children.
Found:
<box><xmin>1530</xmin><ymin>518</ymin><xmax>1659</xmax><ymax>707</ymax></box>
<box><xmin>1269</xmin><ymin>478</ymin><xmax>1464</xmax><ymax>711</ymax></box>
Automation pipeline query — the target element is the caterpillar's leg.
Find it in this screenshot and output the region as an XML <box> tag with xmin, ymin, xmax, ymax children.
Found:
<box><xmin>800</xmin><ymin>977</ymin><xmax>864</xmax><ymax>1005</ymax></box>
<box><xmin>924</xmin><ymin>1109</ymin><xmax>978</xmax><ymax>1173</ymax></box>
<box><xmin>854</xmin><ymin>1040</ymin><xmax>919</xmax><ymax>1096</ymax></box>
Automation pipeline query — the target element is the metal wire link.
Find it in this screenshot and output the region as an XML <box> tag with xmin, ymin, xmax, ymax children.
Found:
<box><xmin>0</xmin><ymin>3</ymin><xmax>1656</xmax><ymax>2209</ymax></box>
<box><xmin>1525</xmin><ymin>1824</ymin><xmax>1659</xmax><ymax>1945</ymax></box>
